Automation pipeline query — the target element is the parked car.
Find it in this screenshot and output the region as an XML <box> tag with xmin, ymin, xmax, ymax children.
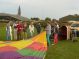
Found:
<box><xmin>70</xmin><ymin>23</ymin><xmax>79</xmax><ymax>37</ymax></box>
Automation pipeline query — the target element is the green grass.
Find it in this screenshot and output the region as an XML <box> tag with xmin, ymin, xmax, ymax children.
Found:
<box><xmin>0</xmin><ymin>23</ymin><xmax>6</xmax><ymax>40</ymax></box>
<box><xmin>45</xmin><ymin>40</ymin><xmax>79</xmax><ymax>59</ymax></box>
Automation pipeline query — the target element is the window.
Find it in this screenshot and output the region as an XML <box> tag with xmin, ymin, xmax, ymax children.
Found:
<box><xmin>71</xmin><ymin>24</ymin><xmax>79</xmax><ymax>27</ymax></box>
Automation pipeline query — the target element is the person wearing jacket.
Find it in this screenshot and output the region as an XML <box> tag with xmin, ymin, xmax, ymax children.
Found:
<box><xmin>46</xmin><ymin>22</ymin><xmax>51</xmax><ymax>46</ymax></box>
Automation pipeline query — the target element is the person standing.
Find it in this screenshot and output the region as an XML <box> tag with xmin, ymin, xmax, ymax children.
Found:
<box><xmin>29</xmin><ymin>22</ymin><xmax>34</xmax><ymax>37</ymax></box>
<box><xmin>16</xmin><ymin>21</ymin><xmax>23</xmax><ymax>40</ymax></box>
<box><xmin>46</xmin><ymin>22</ymin><xmax>51</xmax><ymax>46</ymax></box>
<box><xmin>53</xmin><ymin>23</ymin><xmax>59</xmax><ymax>44</ymax></box>
<box><xmin>13</xmin><ymin>21</ymin><xmax>18</xmax><ymax>40</ymax></box>
<box><xmin>71</xmin><ymin>29</ymin><xmax>77</xmax><ymax>42</ymax></box>
<box><xmin>35</xmin><ymin>23</ymin><xmax>41</xmax><ymax>34</ymax></box>
<box><xmin>6</xmin><ymin>21</ymin><xmax>12</xmax><ymax>41</ymax></box>
<box><xmin>22</xmin><ymin>21</ymin><xmax>27</xmax><ymax>40</ymax></box>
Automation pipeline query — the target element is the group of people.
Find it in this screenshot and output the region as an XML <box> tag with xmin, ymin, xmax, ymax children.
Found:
<box><xmin>6</xmin><ymin>21</ymin><xmax>41</xmax><ymax>41</ymax></box>
<box><xmin>45</xmin><ymin>22</ymin><xmax>59</xmax><ymax>46</ymax></box>
<box><xmin>6</xmin><ymin>20</ymin><xmax>59</xmax><ymax>46</ymax></box>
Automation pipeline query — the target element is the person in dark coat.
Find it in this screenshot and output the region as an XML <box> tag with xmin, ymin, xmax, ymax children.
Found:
<box><xmin>35</xmin><ymin>23</ymin><xmax>41</xmax><ymax>34</ymax></box>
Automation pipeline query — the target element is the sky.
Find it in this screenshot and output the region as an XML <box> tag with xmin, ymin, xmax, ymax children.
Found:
<box><xmin>0</xmin><ymin>0</ymin><xmax>79</xmax><ymax>20</ymax></box>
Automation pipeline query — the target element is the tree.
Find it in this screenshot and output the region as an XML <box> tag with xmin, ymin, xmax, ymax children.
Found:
<box><xmin>52</xmin><ymin>19</ymin><xmax>57</xmax><ymax>22</ymax></box>
<box><xmin>45</xmin><ymin>17</ymin><xmax>51</xmax><ymax>21</ymax></box>
<box><xmin>31</xmin><ymin>18</ymin><xmax>40</xmax><ymax>21</ymax></box>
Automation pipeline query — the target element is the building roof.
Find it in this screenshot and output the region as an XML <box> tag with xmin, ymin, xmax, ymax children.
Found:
<box><xmin>0</xmin><ymin>13</ymin><xmax>29</xmax><ymax>21</ymax></box>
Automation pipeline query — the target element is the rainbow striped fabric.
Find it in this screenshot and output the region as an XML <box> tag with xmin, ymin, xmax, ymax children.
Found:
<box><xmin>0</xmin><ymin>31</ymin><xmax>47</xmax><ymax>59</ymax></box>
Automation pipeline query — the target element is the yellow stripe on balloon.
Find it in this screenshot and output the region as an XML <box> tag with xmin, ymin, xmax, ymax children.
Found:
<box><xmin>33</xmin><ymin>31</ymin><xmax>47</xmax><ymax>47</ymax></box>
<box><xmin>0</xmin><ymin>41</ymin><xmax>6</xmax><ymax>47</ymax></box>
<box><xmin>10</xmin><ymin>40</ymin><xmax>33</xmax><ymax>49</ymax></box>
<box><xmin>0</xmin><ymin>31</ymin><xmax>47</xmax><ymax>49</ymax></box>
<box><xmin>10</xmin><ymin>31</ymin><xmax>47</xmax><ymax>49</ymax></box>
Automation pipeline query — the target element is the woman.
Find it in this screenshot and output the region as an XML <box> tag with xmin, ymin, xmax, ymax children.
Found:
<box><xmin>6</xmin><ymin>21</ymin><xmax>12</xmax><ymax>40</ymax></box>
<box><xmin>29</xmin><ymin>22</ymin><xmax>34</xmax><ymax>37</ymax></box>
<box><xmin>46</xmin><ymin>22</ymin><xmax>51</xmax><ymax>46</ymax></box>
<box><xmin>53</xmin><ymin>23</ymin><xmax>59</xmax><ymax>44</ymax></box>
<box><xmin>16</xmin><ymin>21</ymin><xmax>23</xmax><ymax>40</ymax></box>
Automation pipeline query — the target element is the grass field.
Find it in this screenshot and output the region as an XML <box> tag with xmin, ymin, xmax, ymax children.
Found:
<box><xmin>45</xmin><ymin>39</ymin><xmax>79</xmax><ymax>59</ymax></box>
<box><xmin>0</xmin><ymin>23</ymin><xmax>6</xmax><ymax>40</ymax></box>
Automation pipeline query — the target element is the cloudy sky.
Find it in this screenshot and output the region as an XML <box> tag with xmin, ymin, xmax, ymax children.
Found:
<box><xmin>0</xmin><ymin>0</ymin><xmax>79</xmax><ymax>19</ymax></box>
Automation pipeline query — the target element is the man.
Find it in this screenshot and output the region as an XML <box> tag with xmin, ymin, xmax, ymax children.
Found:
<box><xmin>22</xmin><ymin>21</ymin><xmax>27</xmax><ymax>40</ymax></box>
<box><xmin>35</xmin><ymin>23</ymin><xmax>41</xmax><ymax>34</ymax></box>
<box><xmin>13</xmin><ymin>21</ymin><xmax>18</xmax><ymax>40</ymax></box>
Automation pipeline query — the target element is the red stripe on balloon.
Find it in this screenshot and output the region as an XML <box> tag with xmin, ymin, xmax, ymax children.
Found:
<box><xmin>0</xmin><ymin>46</ymin><xmax>18</xmax><ymax>52</ymax></box>
<box><xmin>26</xmin><ymin>42</ymin><xmax>47</xmax><ymax>51</ymax></box>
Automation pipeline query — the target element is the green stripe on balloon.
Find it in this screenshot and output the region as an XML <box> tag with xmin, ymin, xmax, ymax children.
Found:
<box><xmin>17</xmin><ymin>48</ymin><xmax>46</xmax><ymax>57</ymax></box>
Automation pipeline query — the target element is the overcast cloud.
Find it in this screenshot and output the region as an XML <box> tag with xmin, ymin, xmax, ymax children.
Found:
<box><xmin>0</xmin><ymin>0</ymin><xmax>79</xmax><ymax>19</ymax></box>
